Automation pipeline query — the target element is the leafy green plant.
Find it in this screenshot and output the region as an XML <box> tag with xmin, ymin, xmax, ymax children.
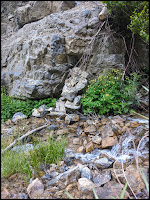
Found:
<box><xmin>80</xmin><ymin>69</ymin><xmax>140</xmax><ymax>115</ymax></box>
<box><xmin>1</xmin><ymin>86</ymin><xmax>57</xmax><ymax>122</ymax></box>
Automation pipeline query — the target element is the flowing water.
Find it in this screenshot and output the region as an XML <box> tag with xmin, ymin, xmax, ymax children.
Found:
<box><xmin>65</xmin><ymin>116</ymin><xmax>149</xmax><ymax>164</ymax></box>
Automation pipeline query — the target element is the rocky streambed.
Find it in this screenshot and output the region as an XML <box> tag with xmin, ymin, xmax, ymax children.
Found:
<box><xmin>1</xmin><ymin>112</ymin><xmax>149</xmax><ymax>199</ymax></box>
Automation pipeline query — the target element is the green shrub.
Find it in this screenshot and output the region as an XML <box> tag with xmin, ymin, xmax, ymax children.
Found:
<box><xmin>1</xmin><ymin>86</ymin><xmax>57</xmax><ymax>122</ymax></box>
<box><xmin>103</xmin><ymin>1</ymin><xmax>149</xmax><ymax>43</ymax></box>
<box><xmin>80</xmin><ymin>69</ymin><xmax>140</xmax><ymax>115</ymax></box>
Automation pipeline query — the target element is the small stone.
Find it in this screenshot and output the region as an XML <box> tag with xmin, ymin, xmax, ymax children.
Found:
<box><xmin>112</xmin><ymin>115</ymin><xmax>125</xmax><ymax>123</ymax></box>
<box><xmin>42</xmin><ymin>174</ymin><xmax>53</xmax><ymax>180</ymax></box>
<box><xmin>11</xmin><ymin>112</ymin><xmax>27</xmax><ymax>122</ymax></box>
<box><xmin>46</xmin><ymin>186</ymin><xmax>60</xmax><ymax>193</ymax></box>
<box><xmin>56</xmin><ymin>129</ymin><xmax>69</xmax><ymax>135</ymax></box>
<box><xmin>84</xmin><ymin>125</ymin><xmax>96</xmax><ymax>134</ymax></box>
<box><xmin>55</xmin><ymin>100</ymin><xmax>66</xmax><ymax>113</ymax></box>
<box><xmin>66</xmin><ymin>183</ymin><xmax>77</xmax><ymax>192</ymax></box>
<box><xmin>101</xmin><ymin>118</ymin><xmax>108</xmax><ymax>125</ymax></box>
<box><xmin>1</xmin><ymin>188</ymin><xmax>10</xmax><ymax>199</ymax></box>
<box><xmin>101</xmin><ymin>124</ymin><xmax>114</xmax><ymax>138</ymax></box>
<box><xmin>77</xmin><ymin>146</ymin><xmax>85</xmax><ymax>153</ymax></box>
<box><xmin>65</xmin><ymin>114</ymin><xmax>79</xmax><ymax>124</ymax></box>
<box><xmin>32</xmin><ymin>108</ymin><xmax>41</xmax><ymax>117</ymax></box>
<box><xmin>46</xmin><ymin>178</ymin><xmax>58</xmax><ymax>187</ymax></box>
<box><xmin>47</xmin><ymin>124</ymin><xmax>58</xmax><ymax>131</ymax></box>
<box><xmin>81</xmin><ymin>166</ymin><xmax>92</xmax><ymax>180</ymax></box>
<box><xmin>95</xmin><ymin>158</ymin><xmax>114</xmax><ymax>169</ymax></box>
<box><xmin>102</xmin><ymin>136</ymin><xmax>118</xmax><ymax>148</ymax></box>
<box><xmin>92</xmin><ymin>135</ymin><xmax>102</xmax><ymax>144</ymax></box>
<box><xmin>85</xmin><ymin>142</ymin><xmax>94</xmax><ymax>153</ymax></box>
<box><xmin>73</xmin><ymin>95</ymin><xmax>82</xmax><ymax>106</ymax></box>
<box><xmin>73</xmin><ymin>138</ymin><xmax>81</xmax><ymax>145</ymax></box>
<box><xmin>78</xmin><ymin>178</ymin><xmax>94</xmax><ymax>193</ymax></box>
<box><xmin>27</xmin><ymin>178</ymin><xmax>44</xmax><ymax>199</ymax></box>
<box><xmin>49</xmin><ymin>163</ymin><xmax>58</xmax><ymax>172</ymax></box>
<box><xmin>64</xmin><ymin>157</ymin><xmax>74</xmax><ymax>166</ymax></box>
<box><xmin>46</xmin><ymin>107</ymin><xmax>55</xmax><ymax>111</ymax></box>
<box><xmin>65</xmin><ymin>100</ymin><xmax>81</xmax><ymax>110</ymax></box>
<box><xmin>92</xmin><ymin>170</ymin><xmax>111</xmax><ymax>186</ymax></box>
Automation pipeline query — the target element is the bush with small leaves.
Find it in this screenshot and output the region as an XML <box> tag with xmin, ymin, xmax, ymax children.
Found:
<box><xmin>80</xmin><ymin>69</ymin><xmax>140</xmax><ymax>115</ymax></box>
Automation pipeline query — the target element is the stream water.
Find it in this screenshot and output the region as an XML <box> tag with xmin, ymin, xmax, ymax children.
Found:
<box><xmin>64</xmin><ymin>116</ymin><xmax>149</xmax><ymax>164</ymax></box>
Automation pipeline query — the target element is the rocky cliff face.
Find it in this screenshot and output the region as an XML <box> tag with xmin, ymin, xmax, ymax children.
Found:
<box><xmin>1</xmin><ymin>1</ymin><xmax>125</xmax><ymax>99</ymax></box>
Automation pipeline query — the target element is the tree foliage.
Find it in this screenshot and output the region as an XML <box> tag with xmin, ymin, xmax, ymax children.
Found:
<box><xmin>103</xmin><ymin>1</ymin><xmax>149</xmax><ymax>43</ymax></box>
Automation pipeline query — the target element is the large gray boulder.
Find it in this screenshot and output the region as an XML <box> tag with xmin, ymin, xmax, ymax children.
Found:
<box><xmin>1</xmin><ymin>1</ymin><xmax>125</xmax><ymax>99</ymax></box>
<box><xmin>14</xmin><ymin>1</ymin><xmax>77</xmax><ymax>29</ymax></box>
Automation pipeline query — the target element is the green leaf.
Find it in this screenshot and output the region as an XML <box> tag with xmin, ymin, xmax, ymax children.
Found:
<box><xmin>65</xmin><ymin>191</ymin><xmax>74</xmax><ymax>199</ymax></box>
<box><xmin>140</xmin><ymin>167</ymin><xmax>149</xmax><ymax>193</ymax></box>
<box><xmin>120</xmin><ymin>182</ymin><xmax>128</xmax><ymax>199</ymax></box>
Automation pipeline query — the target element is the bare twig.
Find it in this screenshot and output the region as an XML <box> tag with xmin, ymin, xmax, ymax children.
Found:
<box><xmin>136</xmin><ymin>132</ymin><xmax>149</xmax><ymax>173</ymax></box>
<box><xmin>121</xmin><ymin>32</ymin><xmax>135</xmax><ymax>87</ymax></box>
<box><xmin>113</xmin><ymin>160</ymin><xmax>131</xmax><ymax>199</ymax></box>
<box><xmin>121</xmin><ymin>151</ymin><xmax>137</xmax><ymax>199</ymax></box>
<box><xmin>73</xmin><ymin>21</ymin><xmax>106</xmax><ymax>72</ymax></box>
<box><xmin>1</xmin><ymin>124</ymin><xmax>50</xmax><ymax>154</ymax></box>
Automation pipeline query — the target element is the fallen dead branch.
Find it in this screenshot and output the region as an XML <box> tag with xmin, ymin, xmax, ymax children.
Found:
<box><xmin>1</xmin><ymin>124</ymin><xmax>50</xmax><ymax>154</ymax></box>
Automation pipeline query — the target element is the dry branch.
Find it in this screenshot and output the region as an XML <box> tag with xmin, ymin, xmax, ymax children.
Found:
<box><xmin>1</xmin><ymin>124</ymin><xmax>50</xmax><ymax>154</ymax></box>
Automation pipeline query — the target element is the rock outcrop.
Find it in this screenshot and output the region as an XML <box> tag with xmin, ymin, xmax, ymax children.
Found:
<box><xmin>1</xmin><ymin>1</ymin><xmax>125</xmax><ymax>99</ymax></box>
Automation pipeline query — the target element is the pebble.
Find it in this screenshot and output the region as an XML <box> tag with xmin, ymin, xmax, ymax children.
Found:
<box><xmin>102</xmin><ymin>136</ymin><xmax>118</xmax><ymax>148</ymax></box>
<box><xmin>42</xmin><ymin>174</ymin><xmax>53</xmax><ymax>180</ymax></box>
<box><xmin>77</xmin><ymin>146</ymin><xmax>85</xmax><ymax>153</ymax></box>
<box><xmin>47</xmin><ymin>124</ymin><xmax>58</xmax><ymax>130</ymax></box>
<box><xmin>73</xmin><ymin>137</ymin><xmax>81</xmax><ymax>145</ymax></box>
<box><xmin>78</xmin><ymin>178</ymin><xmax>94</xmax><ymax>193</ymax></box>
<box><xmin>92</xmin><ymin>135</ymin><xmax>102</xmax><ymax>144</ymax></box>
<box><xmin>94</xmin><ymin>158</ymin><xmax>114</xmax><ymax>169</ymax></box>
<box><xmin>92</xmin><ymin>170</ymin><xmax>111</xmax><ymax>186</ymax></box>
<box><xmin>85</xmin><ymin>142</ymin><xmax>94</xmax><ymax>153</ymax></box>
<box><xmin>27</xmin><ymin>178</ymin><xmax>44</xmax><ymax>199</ymax></box>
<box><xmin>81</xmin><ymin>166</ymin><xmax>92</xmax><ymax>180</ymax></box>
